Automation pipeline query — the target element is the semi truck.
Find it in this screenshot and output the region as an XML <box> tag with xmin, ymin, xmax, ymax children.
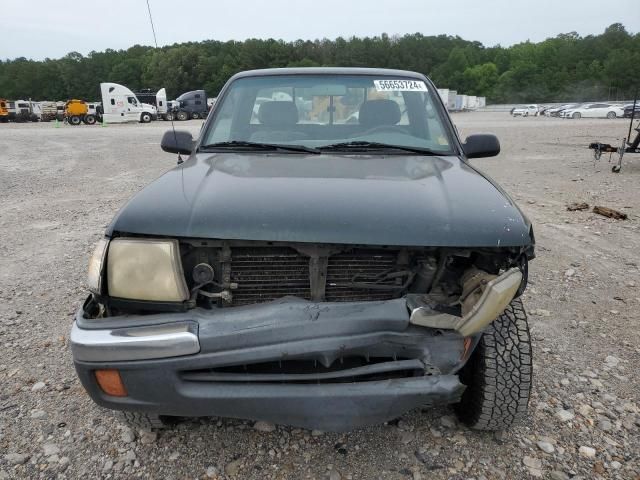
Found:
<box><xmin>100</xmin><ymin>83</ymin><xmax>157</xmax><ymax>124</ymax></box>
<box><xmin>174</xmin><ymin>89</ymin><xmax>209</xmax><ymax>120</ymax></box>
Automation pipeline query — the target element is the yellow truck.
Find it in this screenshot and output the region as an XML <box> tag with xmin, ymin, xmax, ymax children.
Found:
<box><xmin>65</xmin><ymin>99</ymin><xmax>98</xmax><ymax>125</ymax></box>
<box><xmin>0</xmin><ymin>99</ymin><xmax>9</xmax><ymax>122</ymax></box>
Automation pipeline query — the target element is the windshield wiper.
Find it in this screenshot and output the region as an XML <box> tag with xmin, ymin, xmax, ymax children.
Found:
<box><xmin>199</xmin><ymin>141</ymin><xmax>320</xmax><ymax>154</ymax></box>
<box><xmin>318</xmin><ymin>141</ymin><xmax>440</xmax><ymax>155</ymax></box>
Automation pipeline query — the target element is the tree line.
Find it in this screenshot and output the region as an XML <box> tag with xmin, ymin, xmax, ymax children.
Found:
<box><xmin>0</xmin><ymin>23</ymin><xmax>637</xmax><ymax>103</ymax></box>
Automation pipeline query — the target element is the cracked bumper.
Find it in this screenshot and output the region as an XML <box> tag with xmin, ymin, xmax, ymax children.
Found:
<box><xmin>71</xmin><ymin>297</ymin><xmax>467</xmax><ymax>431</ymax></box>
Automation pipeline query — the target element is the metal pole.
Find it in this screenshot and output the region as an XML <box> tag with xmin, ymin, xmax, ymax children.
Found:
<box><xmin>627</xmin><ymin>91</ymin><xmax>637</xmax><ymax>145</ymax></box>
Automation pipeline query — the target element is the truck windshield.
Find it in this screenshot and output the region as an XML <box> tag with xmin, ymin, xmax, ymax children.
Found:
<box><xmin>202</xmin><ymin>74</ymin><xmax>454</xmax><ymax>154</ymax></box>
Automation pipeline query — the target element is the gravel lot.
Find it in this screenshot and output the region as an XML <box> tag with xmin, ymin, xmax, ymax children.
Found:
<box><xmin>1</xmin><ymin>113</ymin><xmax>639</xmax><ymax>479</ymax></box>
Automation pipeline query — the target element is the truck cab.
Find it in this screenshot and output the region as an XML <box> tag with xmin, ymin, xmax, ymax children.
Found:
<box><xmin>100</xmin><ymin>83</ymin><xmax>157</xmax><ymax>123</ymax></box>
<box><xmin>174</xmin><ymin>89</ymin><xmax>208</xmax><ymax>120</ymax></box>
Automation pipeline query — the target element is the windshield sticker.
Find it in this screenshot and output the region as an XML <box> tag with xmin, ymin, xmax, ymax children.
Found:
<box><xmin>374</xmin><ymin>80</ymin><xmax>428</xmax><ymax>92</ymax></box>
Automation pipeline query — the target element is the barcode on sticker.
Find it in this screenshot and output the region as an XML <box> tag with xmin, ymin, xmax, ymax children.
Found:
<box><xmin>374</xmin><ymin>80</ymin><xmax>428</xmax><ymax>92</ymax></box>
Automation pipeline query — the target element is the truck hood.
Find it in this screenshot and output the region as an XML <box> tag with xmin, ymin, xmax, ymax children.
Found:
<box><xmin>107</xmin><ymin>153</ymin><xmax>532</xmax><ymax>247</ymax></box>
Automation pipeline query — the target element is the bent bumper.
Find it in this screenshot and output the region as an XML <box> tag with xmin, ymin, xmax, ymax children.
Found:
<box><xmin>72</xmin><ymin>298</ymin><xmax>468</xmax><ymax>431</ymax></box>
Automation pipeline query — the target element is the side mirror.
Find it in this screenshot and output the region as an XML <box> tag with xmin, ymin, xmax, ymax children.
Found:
<box><xmin>161</xmin><ymin>130</ymin><xmax>193</xmax><ymax>155</ymax></box>
<box><xmin>462</xmin><ymin>134</ymin><xmax>500</xmax><ymax>159</ymax></box>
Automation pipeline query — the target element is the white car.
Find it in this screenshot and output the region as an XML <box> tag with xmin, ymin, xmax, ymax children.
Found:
<box><xmin>563</xmin><ymin>103</ymin><xmax>624</xmax><ymax>119</ymax></box>
<box><xmin>512</xmin><ymin>105</ymin><xmax>538</xmax><ymax>117</ymax></box>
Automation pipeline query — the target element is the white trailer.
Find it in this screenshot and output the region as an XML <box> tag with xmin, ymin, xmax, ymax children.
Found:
<box><xmin>455</xmin><ymin>95</ymin><xmax>467</xmax><ymax>111</ymax></box>
<box><xmin>447</xmin><ymin>90</ymin><xmax>457</xmax><ymax>110</ymax></box>
<box><xmin>100</xmin><ymin>83</ymin><xmax>157</xmax><ymax>124</ymax></box>
<box><xmin>477</xmin><ymin>97</ymin><xmax>486</xmax><ymax>108</ymax></box>
<box><xmin>468</xmin><ymin>96</ymin><xmax>479</xmax><ymax>110</ymax></box>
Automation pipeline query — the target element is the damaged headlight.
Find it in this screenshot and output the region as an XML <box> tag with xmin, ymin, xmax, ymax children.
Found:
<box><xmin>87</xmin><ymin>238</ymin><xmax>109</xmax><ymax>294</ymax></box>
<box><xmin>106</xmin><ymin>238</ymin><xmax>189</xmax><ymax>302</ymax></box>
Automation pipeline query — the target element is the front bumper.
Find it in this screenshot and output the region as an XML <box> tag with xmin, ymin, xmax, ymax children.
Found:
<box><xmin>72</xmin><ymin>298</ymin><xmax>469</xmax><ymax>431</ymax></box>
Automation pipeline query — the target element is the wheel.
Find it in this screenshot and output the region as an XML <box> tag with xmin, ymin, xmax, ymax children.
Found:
<box><xmin>164</xmin><ymin>112</ymin><xmax>174</xmax><ymax>121</ymax></box>
<box><xmin>69</xmin><ymin>115</ymin><xmax>81</xmax><ymax>126</ymax></box>
<box><xmin>191</xmin><ymin>112</ymin><xmax>200</xmax><ymax>120</ymax></box>
<box><xmin>83</xmin><ymin>114</ymin><xmax>96</xmax><ymax>125</ymax></box>
<box><xmin>455</xmin><ymin>298</ymin><xmax>532</xmax><ymax>430</ymax></box>
<box><xmin>606</xmin><ymin>112</ymin><xmax>616</xmax><ymax>119</ymax></box>
<box><xmin>121</xmin><ymin>411</ymin><xmax>170</xmax><ymax>430</ymax></box>
<box><xmin>140</xmin><ymin>112</ymin><xmax>152</xmax><ymax>123</ymax></box>
<box><xmin>176</xmin><ymin>111</ymin><xmax>189</xmax><ymax>121</ymax></box>
<box><xmin>572</xmin><ymin>112</ymin><xmax>581</xmax><ymax>119</ymax></box>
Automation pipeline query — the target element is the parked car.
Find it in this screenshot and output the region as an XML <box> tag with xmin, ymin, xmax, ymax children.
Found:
<box><xmin>71</xmin><ymin>67</ymin><xmax>535</xmax><ymax>432</ymax></box>
<box><xmin>512</xmin><ymin>104</ymin><xmax>538</xmax><ymax>117</ymax></box>
<box><xmin>623</xmin><ymin>103</ymin><xmax>640</xmax><ymax>118</ymax></box>
<box><xmin>563</xmin><ymin>103</ymin><xmax>624</xmax><ymax>119</ymax></box>
<box><xmin>545</xmin><ymin>104</ymin><xmax>581</xmax><ymax>117</ymax></box>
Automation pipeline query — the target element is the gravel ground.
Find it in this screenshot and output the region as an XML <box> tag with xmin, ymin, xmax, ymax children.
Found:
<box><xmin>1</xmin><ymin>114</ymin><xmax>639</xmax><ymax>480</ymax></box>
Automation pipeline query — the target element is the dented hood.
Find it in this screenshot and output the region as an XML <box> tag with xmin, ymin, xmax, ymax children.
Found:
<box><xmin>107</xmin><ymin>153</ymin><xmax>532</xmax><ymax>247</ymax></box>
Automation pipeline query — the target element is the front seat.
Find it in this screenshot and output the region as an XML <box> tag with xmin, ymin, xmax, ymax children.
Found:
<box><xmin>251</xmin><ymin>101</ymin><xmax>307</xmax><ymax>141</ymax></box>
<box><xmin>358</xmin><ymin>99</ymin><xmax>401</xmax><ymax>129</ymax></box>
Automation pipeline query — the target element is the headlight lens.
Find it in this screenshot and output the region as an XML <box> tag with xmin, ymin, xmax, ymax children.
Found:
<box><xmin>107</xmin><ymin>238</ymin><xmax>189</xmax><ymax>302</ymax></box>
<box><xmin>87</xmin><ymin>238</ymin><xmax>109</xmax><ymax>293</ymax></box>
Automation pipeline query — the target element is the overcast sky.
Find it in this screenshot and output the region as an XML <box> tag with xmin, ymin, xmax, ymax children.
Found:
<box><xmin>2</xmin><ymin>0</ymin><xmax>638</xmax><ymax>60</ymax></box>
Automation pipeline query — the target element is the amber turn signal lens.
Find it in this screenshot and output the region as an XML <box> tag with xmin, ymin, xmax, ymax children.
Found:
<box><xmin>95</xmin><ymin>369</ymin><xmax>128</xmax><ymax>397</ymax></box>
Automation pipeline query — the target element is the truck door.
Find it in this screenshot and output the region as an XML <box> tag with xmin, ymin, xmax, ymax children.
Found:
<box><xmin>126</xmin><ymin>96</ymin><xmax>141</xmax><ymax>121</ymax></box>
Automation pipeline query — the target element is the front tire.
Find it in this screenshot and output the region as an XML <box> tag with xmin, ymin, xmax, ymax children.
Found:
<box><xmin>121</xmin><ymin>411</ymin><xmax>170</xmax><ymax>430</ymax></box>
<box><xmin>140</xmin><ymin>112</ymin><xmax>152</xmax><ymax>123</ymax></box>
<box><xmin>455</xmin><ymin>299</ymin><xmax>532</xmax><ymax>430</ymax></box>
<box><xmin>572</xmin><ymin>112</ymin><xmax>581</xmax><ymax>119</ymax></box>
<box><xmin>606</xmin><ymin>111</ymin><xmax>616</xmax><ymax>119</ymax></box>
<box><xmin>176</xmin><ymin>111</ymin><xmax>189</xmax><ymax>121</ymax></box>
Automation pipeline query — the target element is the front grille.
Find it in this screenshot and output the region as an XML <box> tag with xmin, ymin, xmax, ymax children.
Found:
<box><xmin>230</xmin><ymin>247</ymin><xmax>311</xmax><ymax>305</ymax></box>
<box><xmin>325</xmin><ymin>250</ymin><xmax>401</xmax><ymax>302</ymax></box>
<box><xmin>224</xmin><ymin>246</ymin><xmax>409</xmax><ymax>306</ymax></box>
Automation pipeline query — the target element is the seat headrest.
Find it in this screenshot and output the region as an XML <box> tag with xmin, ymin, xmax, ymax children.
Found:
<box><xmin>359</xmin><ymin>100</ymin><xmax>401</xmax><ymax>128</ymax></box>
<box><xmin>258</xmin><ymin>101</ymin><xmax>298</xmax><ymax>127</ymax></box>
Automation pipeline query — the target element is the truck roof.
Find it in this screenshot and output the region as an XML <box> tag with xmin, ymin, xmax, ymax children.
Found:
<box><xmin>230</xmin><ymin>67</ymin><xmax>426</xmax><ymax>80</ymax></box>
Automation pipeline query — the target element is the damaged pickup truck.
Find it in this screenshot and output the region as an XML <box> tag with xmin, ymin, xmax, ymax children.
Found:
<box><xmin>71</xmin><ymin>68</ymin><xmax>535</xmax><ymax>432</ymax></box>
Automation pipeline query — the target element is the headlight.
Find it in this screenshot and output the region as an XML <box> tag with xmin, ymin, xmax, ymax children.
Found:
<box><xmin>87</xmin><ymin>238</ymin><xmax>109</xmax><ymax>293</ymax></box>
<box><xmin>107</xmin><ymin>238</ymin><xmax>189</xmax><ymax>302</ymax></box>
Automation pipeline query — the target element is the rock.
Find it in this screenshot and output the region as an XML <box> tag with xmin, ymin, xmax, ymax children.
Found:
<box><xmin>578</xmin><ymin>404</ymin><xmax>593</xmax><ymax>417</ymax></box>
<box><xmin>120</xmin><ymin>428</ymin><xmax>136</xmax><ymax>443</ymax></box>
<box><xmin>604</xmin><ymin>355</ymin><xmax>620</xmax><ymax>366</ymax></box>
<box><xmin>578</xmin><ymin>446</ymin><xmax>596</xmax><ymax>458</ymax></box>
<box><xmin>43</xmin><ymin>443</ymin><xmax>60</xmax><ymax>456</ymax></box>
<box><xmin>31</xmin><ymin>381</ymin><xmax>46</xmax><ymax>391</ymax></box>
<box><xmin>139</xmin><ymin>430</ymin><xmax>157</xmax><ymax>444</ymax></box>
<box><xmin>598</xmin><ymin>419</ymin><xmax>613</xmax><ymax>431</ymax></box>
<box><xmin>399</xmin><ymin>430</ymin><xmax>415</xmax><ymax>444</ymax></box>
<box><xmin>531</xmin><ymin>309</ymin><xmax>551</xmax><ymax>317</ymax></box>
<box><xmin>549</xmin><ymin>471</ymin><xmax>569</xmax><ymax>480</ymax></box>
<box><xmin>205</xmin><ymin>465</ymin><xmax>219</xmax><ymax>478</ymax></box>
<box><xmin>168</xmin><ymin>451</ymin><xmax>180</xmax><ymax>461</ymax></box>
<box><xmin>610</xmin><ymin>461</ymin><xmax>622</xmax><ymax>469</ymax></box>
<box><xmin>564</xmin><ymin>268</ymin><xmax>575</xmax><ymax>277</ymax></box>
<box><xmin>225</xmin><ymin>458</ymin><xmax>242</xmax><ymax>477</ymax></box>
<box><xmin>4</xmin><ymin>453</ymin><xmax>29</xmax><ymax>465</ymax></box>
<box><xmin>523</xmin><ymin>456</ymin><xmax>542</xmax><ymax>469</ymax></box>
<box><xmin>58</xmin><ymin>456</ymin><xmax>70</xmax><ymax>468</ymax></box>
<box><xmin>536</xmin><ymin>440</ymin><xmax>554</xmax><ymax>454</ymax></box>
<box><xmin>523</xmin><ymin>456</ymin><xmax>543</xmax><ymax>477</ymax></box>
<box><xmin>311</xmin><ymin>429</ymin><xmax>324</xmax><ymax>437</ymax></box>
<box><xmin>30</xmin><ymin>409</ymin><xmax>47</xmax><ymax>419</ymax></box>
<box><xmin>554</xmin><ymin>409</ymin><xmax>574</xmax><ymax>422</ymax></box>
<box><xmin>121</xmin><ymin>449</ymin><xmax>136</xmax><ymax>464</ymax></box>
<box><xmin>593</xmin><ymin>462</ymin><xmax>605</xmax><ymax>474</ymax></box>
<box><xmin>253</xmin><ymin>420</ymin><xmax>276</xmax><ymax>432</ymax></box>
<box><xmin>329</xmin><ymin>469</ymin><xmax>342</xmax><ymax>480</ymax></box>
<box><xmin>102</xmin><ymin>460</ymin><xmax>114</xmax><ymax>473</ymax></box>
<box><xmin>440</xmin><ymin>415</ymin><xmax>457</xmax><ymax>428</ymax></box>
